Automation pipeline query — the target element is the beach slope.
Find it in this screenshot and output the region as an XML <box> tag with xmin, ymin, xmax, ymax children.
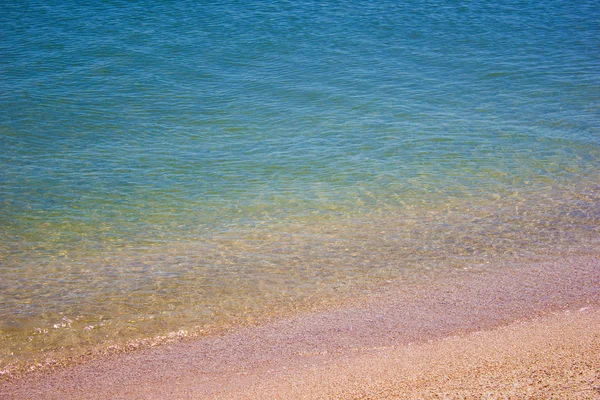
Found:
<box><xmin>1</xmin><ymin>255</ymin><xmax>599</xmax><ymax>399</ymax></box>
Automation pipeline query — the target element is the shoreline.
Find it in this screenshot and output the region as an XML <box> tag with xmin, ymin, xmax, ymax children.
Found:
<box><xmin>223</xmin><ymin>307</ymin><xmax>600</xmax><ymax>399</ymax></box>
<box><xmin>1</xmin><ymin>254</ymin><xmax>599</xmax><ymax>399</ymax></box>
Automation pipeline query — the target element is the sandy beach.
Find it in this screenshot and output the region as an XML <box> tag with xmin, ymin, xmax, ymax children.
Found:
<box><xmin>1</xmin><ymin>254</ymin><xmax>599</xmax><ymax>399</ymax></box>
<box><xmin>224</xmin><ymin>307</ymin><xmax>600</xmax><ymax>399</ymax></box>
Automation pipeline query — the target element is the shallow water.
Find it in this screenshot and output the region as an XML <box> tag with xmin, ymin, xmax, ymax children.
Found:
<box><xmin>1</xmin><ymin>0</ymin><xmax>599</xmax><ymax>374</ymax></box>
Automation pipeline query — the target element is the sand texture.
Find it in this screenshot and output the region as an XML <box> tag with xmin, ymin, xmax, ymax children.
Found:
<box><xmin>227</xmin><ymin>308</ymin><xmax>600</xmax><ymax>399</ymax></box>
<box><xmin>1</xmin><ymin>255</ymin><xmax>599</xmax><ymax>399</ymax></box>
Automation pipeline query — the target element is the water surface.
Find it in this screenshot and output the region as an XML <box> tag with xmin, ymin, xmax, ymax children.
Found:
<box><xmin>1</xmin><ymin>0</ymin><xmax>599</xmax><ymax>374</ymax></box>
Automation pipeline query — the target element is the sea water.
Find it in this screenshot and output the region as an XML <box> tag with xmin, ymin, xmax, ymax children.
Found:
<box><xmin>1</xmin><ymin>0</ymin><xmax>599</xmax><ymax>374</ymax></box>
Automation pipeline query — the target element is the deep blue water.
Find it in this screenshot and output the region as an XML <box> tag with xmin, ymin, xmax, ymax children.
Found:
<box><xmin>1</xmin><ymin>0</ymin><xmax>599</xmax><ymax>373</ymax></box>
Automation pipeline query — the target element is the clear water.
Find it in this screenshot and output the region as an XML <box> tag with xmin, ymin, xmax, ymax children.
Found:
<box><xmin>1</xmin><ymin>0</ymin><xmax>599</xmax><ymax>374</ymax></box>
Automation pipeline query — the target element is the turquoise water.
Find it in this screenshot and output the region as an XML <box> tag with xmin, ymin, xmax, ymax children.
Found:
<box><xmin>1</xmin><ymin>0</ymin><xmax>599</xmax><ymax>374</ymax></box>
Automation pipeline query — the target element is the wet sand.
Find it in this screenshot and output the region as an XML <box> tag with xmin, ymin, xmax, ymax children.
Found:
<box><xmin>225</xmin><ymin>307</ymin><xmax>600</xmax><ymax>399</ymax></box>
<box><xmin>1</xmin><ymin>254</ymin><xmax>599</xmax><ymax>399</ymax></box>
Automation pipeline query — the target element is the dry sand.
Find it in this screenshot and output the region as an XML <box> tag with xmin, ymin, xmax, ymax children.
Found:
<box><xmin>1</xmin><ymin>255</ymin><xmax>599</xmax><ymax>399</ymax></box>
<box><xmin>227</xmin><ymin>307</ymin><xmax>600</xmax><ymax>399</ymax></box>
